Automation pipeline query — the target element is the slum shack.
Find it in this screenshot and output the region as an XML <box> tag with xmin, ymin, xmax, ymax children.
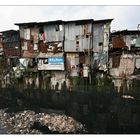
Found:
<box><xmin>14</xmin><ymin>19</ymin><xmax>113</xmax><ymax>91</ymax></box>
<box><xmin>0</xmin><ymin>30</ymin><xmax>20</xmax><ymax>88</ymax></box>
<box><xmin>109</xmin><ymin>30</ymin><xmax>140</xmax><ymax>92</ymax></box>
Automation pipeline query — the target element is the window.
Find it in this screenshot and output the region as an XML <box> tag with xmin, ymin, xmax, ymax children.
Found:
<box><xmin>76</xmin><ymin>40</ymin><xmax>79</xmax><ymax>45</ymax></box>
<box><xmin>56</xmin><ymin>24</ymin><xmax>63</xmax><ymax>31</ymax></box>
<box><xmin>86</xmin><ymin>35</ymin><xmax>89</xmax><ymax>38</ymax></box>
<box><xmin>99</xmin><ymin>42</ymin><xmax>103</xmax><ymax>46</ymax></box>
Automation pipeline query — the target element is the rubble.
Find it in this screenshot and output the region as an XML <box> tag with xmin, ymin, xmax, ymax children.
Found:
<box><xmin>0</xmin><ymin>109</ymin><xmax>86</xmax><ymax>134</ymax></box>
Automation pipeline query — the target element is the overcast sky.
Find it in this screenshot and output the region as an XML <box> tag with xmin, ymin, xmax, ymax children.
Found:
<box><xmin>0</xmin><ymin>6</ymin><xmax>140</xmax><ymax>31</ymax></box>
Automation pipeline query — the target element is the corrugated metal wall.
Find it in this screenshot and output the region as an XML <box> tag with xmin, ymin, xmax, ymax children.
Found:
<box><xmin>44</xmin><ymin>25</ymin><xmax>64</xmax><ymax>42</ymax></box>
<box><xmin>64</xmin><ymin>23</ymin><xmax>92</xmax><ymax>52</ymax></box>
<box><xmin>125</xmin><ymin>35</ymin><xmax>140</xmax><ymax>49</ymax></box>
<box><xmin>109</xmin><ymin>54</ymin><xmax>135</xmax><ymax>77</ymax></box>
<box><xmin>103</xmin><ymin>24</ymin><xmax>110</xmax><ymax>51</ymax></box>
<box><xmin>79</xmin><ymin>37</ymin><xmax>91</xmax><ymax>52</ymax></box>
<box><xmin>112</xmin><ymin>34</ymin><xmax>140</xmax><ymax>49</ymax></box>
<box><xmin>93</xmin><ymin>24</ymin><xmax>104</xmax><ymax>52</ymax></box>
<box><xmin>20</xmin><ymin>26</ymin><xmax>40</xmax><ymax>58</ymax></box>
<box><xmin>92</xmin><ymin>23</ymin><xmax>110</xmax><ymax>71</ymax></box>
<box><xmin>112</xmin><ymin>36</ymin><xmax>125</xmax><ymax>49</ymax></box>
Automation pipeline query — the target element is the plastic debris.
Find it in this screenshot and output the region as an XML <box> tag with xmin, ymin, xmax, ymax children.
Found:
<box><xmin>0</xmin><ymin>109</ymin><xmax>86</xmax><ymax>134</ymax></box>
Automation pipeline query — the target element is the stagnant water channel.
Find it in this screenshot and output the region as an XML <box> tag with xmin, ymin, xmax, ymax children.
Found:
<box><xmin>1</xmin><ymin>78</ymin><xmax>140</xmax><ymax>134</ymax></box>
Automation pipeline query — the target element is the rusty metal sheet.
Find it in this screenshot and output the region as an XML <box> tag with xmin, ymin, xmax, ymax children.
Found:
<box><xmin>112</xmin><ymin>55</ymin><xmax>121</xmax><ymax>68</ymax></box>
<box><xmin>110</xmin><ymin>54</ymin><xmax>135</xmax><ymax>77</ymax></box>
<box><xmin>39</xmin><ymin>42</ymin><xmax>47</xmax><ymax>53</ymax></box>
<box><xmin>27</xmin><ymin>41</ymin><xmax>34</xmax><ymax>52</ymax></box>
<box><xmin>23</xmin><ymin>51</ymin><xmax>39</xmax><ymax>58</ymax></box>
<box><xmin>4</xmin><ymin>48</ymin><xmax>20</xmax><ymax>57</ymax></box>
<box><xmin>31</xmin><ymin>28</ymin><xmax>39</xmax><ymax>44</ymax></box>
<box><xmin>112</xmin><ymin>36</ymin><xmax>125</xmax><ymax>48</ymax></box>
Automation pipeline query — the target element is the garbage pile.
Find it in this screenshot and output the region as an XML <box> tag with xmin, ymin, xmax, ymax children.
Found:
<box><xmin>36</xmin><ymin>113</ymin><xmax>84</xmax><ymax>133</ymax></box>
<box><xmin>0</xmin><ymin>109</ymin><xmax>41</xmax><ymax>134</ymax></box>
<box><xmin>0</xmin><ymin>109</ymin><xmax>86</xmax><ymax>134</ymax></box>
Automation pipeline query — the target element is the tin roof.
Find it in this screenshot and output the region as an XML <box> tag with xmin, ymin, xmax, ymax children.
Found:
<box><xmin>64</xmin><ymin>19</ymin><xmax>94</xmax><ymax>25</ymax></box>
<box><xmin>93</xmin><ymin>19</ymin><xmax>113</xmax><ymax>24</ymax></box>
<box><xmin>0</xmin><ymin>30</ymin><xmax>19</xmax><ymax>34</ymax></box>
<box><xmin>15</xmin><ymin>20</ymin><xmax>64</xmax><ymax>26</ymax></box>
<box><xmin>111</xmin><ymin>30</ymin><xmax>140</xmax><ymax>35</ymax></box>
<box><xmin>15</xmin><ymin>18</ymin><xmax>113</xmax><ymax>26</ymax></box>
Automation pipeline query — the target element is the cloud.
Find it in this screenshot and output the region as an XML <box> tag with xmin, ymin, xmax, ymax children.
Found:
<box><xmin>0</xmin><ymin>6</ymin><xmax>140</xmax><ymax>31</ymax></box>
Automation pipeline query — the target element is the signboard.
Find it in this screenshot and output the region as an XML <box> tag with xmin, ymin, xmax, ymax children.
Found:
<box><xmin>48</xmin><ymin>58</ymin><xmax>64</xmax><ymax>64</ymax></box>
<box><xmin>38</xmin><ymin>57</ymin><xmax>64</xmax><ymax>70</ymax></box>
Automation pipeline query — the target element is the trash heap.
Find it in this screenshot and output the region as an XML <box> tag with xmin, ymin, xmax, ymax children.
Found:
<box><xmin>0</xmin><ymin>109</ymin><xmax>86</xmax><ymax>134</ymax></box>
<box><xmin>0</xmin><ymin>109</ymin><xmax>41</xmax><ymax>134</ymax></box>
<box><xmin>36</xmin><ymin>113</ymin><xmax>84</xmax><ymax>133</ymax></box>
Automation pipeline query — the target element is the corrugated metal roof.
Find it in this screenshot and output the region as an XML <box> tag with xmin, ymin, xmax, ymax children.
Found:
<box><xmin>15</xmin><ymin>19</ymin><xmax>113</xmax><ymax>27</ymax></box>
<box><xmin>15</xmin><ymin>19</ymin><xmax>93</xmax><ymax>26</ymax></box>
<box><xmin>15</xmin><ymin>20</ymin><xmax>64</xmax><ymax>26</ymax></box>
<box><xmin>112</xmin><ymin>36</ymin><xmax>125</xmax><ymax>48</ymax></box>
<box><xmin>111</xmin><ymin>30</ymin><xmax>140</xmax><ymax>35</ymax></box>
<box><xmin>0</xmin><ymin>30</ymin><xmax>19</xmax><ymax>33</ymax></box>
<box><xmin>93</xmin><ymin>19</ymin><xmax>113</xmax><ymax>24</ymax></box>
<box><xmin>64</xmin><ymin>19</ymin><xmax>94</xmax><ymax>24</ymax></box>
